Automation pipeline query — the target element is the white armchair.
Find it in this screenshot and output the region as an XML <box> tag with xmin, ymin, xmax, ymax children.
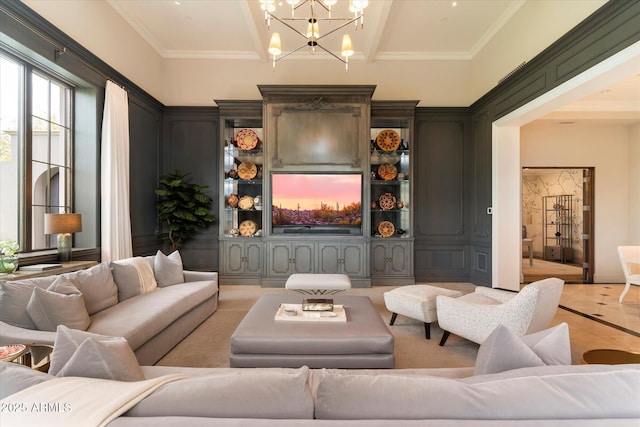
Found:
<box><xmin>436</xmin><ymin>277</ymin><xmax>564</xmax><ymax>346</ymax></box>
<box><xmin>618</xmin><ymin>246</ymin><xmax>640</xmax><ymax>303</ymax></box>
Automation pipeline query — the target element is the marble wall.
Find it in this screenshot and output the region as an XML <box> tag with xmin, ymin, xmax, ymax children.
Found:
<box><xmin>522</xmin><ymin>169</ymin><xmax>584</xmax><ymax>263</ymax></box>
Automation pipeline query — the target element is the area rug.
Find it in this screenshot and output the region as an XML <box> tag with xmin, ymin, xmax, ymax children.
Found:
<box><xmin>156</xmin><ymin>284</ymin><xmax>480</xmax><ymax>369</ymax></box>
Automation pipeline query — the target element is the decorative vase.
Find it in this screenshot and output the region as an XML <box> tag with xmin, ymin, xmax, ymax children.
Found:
<box><xmin>0</xmin><ymin>255</ymin><xmax>19</xmax><ymax>275</ymax></box>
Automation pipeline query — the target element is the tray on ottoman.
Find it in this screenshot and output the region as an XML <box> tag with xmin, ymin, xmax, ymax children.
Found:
<box><xmin>230</xmin><ymin>295</ymin><xmax>394</xmax><ymax>369</ymax></box>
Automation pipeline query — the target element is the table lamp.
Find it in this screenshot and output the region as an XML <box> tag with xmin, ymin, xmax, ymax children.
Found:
<box><xmin>44</xmin><ymin>213</ymin><xmax>82</xmax><ymax>263</ymax></box>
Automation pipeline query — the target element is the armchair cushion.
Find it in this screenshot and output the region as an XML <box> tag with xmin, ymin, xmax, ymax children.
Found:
<box><xmin>474</xmin><ymin>323</ymin><xmax>571</xmax><ymax>375</ymax></box>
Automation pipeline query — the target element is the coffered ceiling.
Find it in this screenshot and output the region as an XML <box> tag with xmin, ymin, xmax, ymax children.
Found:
<box><xmin>20</xmin><ymin>0</ymin><xmax>639</xmax><ymax>121</ymax></box>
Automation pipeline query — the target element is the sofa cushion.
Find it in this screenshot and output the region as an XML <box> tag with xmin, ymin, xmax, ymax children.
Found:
<box><xmin>26</xmin><ymin>277</ymin><xmax>90</xmax><ymax>331</ymax></box>
<box><xmin>314</xmin><ymin>366</ymin><xmax>640</xmax><ymax>420</ymax></box>
<box><xmin>87</xmin><ymin>280</ymin><xmax>216</xmax><ymax>351</ymax></box>
<box><xmin>49</xmin><ymin>325</ymin><xmax>135</xmax><ymax>376</ymax></box>
<box><xmin>0</xmin><ymin>361</ymin><xmax>55</xmax><ymax>399</ymax></box>
<box><xmin>153</xmin><ymin>250</ymin><xmax>184</xmax><ymax>287</ymax></box>
<box><xmin>473</xmin><ymin>323</ymin><xmax>570</xmax><ymax>376</ymax></box>
<box><xmin>61</xmin><ymin>262</ymin><xmax>118</xmax><ymax>315</ymax></box>
<box><xmin>127</xmin><ymin>366</ymin><xmax>314</xmax><ymax>419</ymax></box>
<box><xmin>56</xmin><ymin>336</ymin><xmax>144</xmax><ymax>381</ymax></box>
<box><xmin>111</xmin><ymin>258</ymin><xmax>158</xmax><ymax>302</ymax></box>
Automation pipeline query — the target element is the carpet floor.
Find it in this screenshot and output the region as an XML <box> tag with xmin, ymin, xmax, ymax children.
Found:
<box><xmin>156</xmin><ymin>284</ymin><xmax>480</xmax><ymax>369</ymax></box>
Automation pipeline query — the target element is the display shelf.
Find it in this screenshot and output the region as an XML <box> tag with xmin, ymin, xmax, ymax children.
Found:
<box><xmin>369</xmin><ymin>125</ymin><xmax>411</xmax><ymax>239</ymax></box>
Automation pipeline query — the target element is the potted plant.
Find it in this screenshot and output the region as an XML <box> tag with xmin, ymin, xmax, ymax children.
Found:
<box><xmin>155</xmin><ymin>170</ymin><xmax>216</xmax><ymax>251</ymax></box>
<box><xmin>0</xmin><ymin>239</ymin><xmax>19</xmax><ymax>275</ymax></box>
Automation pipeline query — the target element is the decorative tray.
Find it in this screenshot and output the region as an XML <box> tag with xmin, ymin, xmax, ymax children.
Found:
<box><xmin>237</xmin><ymin>161</ymin><xmax>257</xmax><ymax>180</ymax></box>
<box><xmin>238</xmin><ymin>195</ymin><xmax>255</xmax><ymax>210</ymax></box>
<box><xmin>377</xmin><ymin>163</ymin><xmax>398</xmax><ymax>180</ymax></box>
<box><xmin>376</xmin><ymin>129</ymin><xmax>401</xmax><ymax>152</ymax></box>
<box><xmin>275</xmin><ymin>303</ymin><xmax>346</xmax><ymax>322</ymax></box>
<box><xmin>239</xmin><ymin>220</ymin><xmax>258</xmax><ymax>236</ymax></box>
<box><xmin>378</xmin><ymin>221</ymin><xmax>395</xmax><ymax>238</ymax></box>
<box><xmin>378</xmin><ymin>192</ymin><xmax>396</xmax><ymax>210</ymax></box>
<box><xmin>0</xmin><ymin>344</ymin><xmax>27</xmax><ymax>361</ymax></box>
<box><xmin>235</xmin><ymin>129</ymin><xmax>259</xmax><ymax>151</ymax></box>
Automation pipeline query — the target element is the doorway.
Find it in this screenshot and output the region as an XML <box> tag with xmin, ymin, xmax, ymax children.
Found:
<box><xmin>521</xmin><ymin>167</ymin><xmax>595</xmax><ymax>283</ymax></box>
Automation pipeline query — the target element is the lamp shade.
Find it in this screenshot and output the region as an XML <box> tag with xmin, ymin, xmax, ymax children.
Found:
<box><xmin>269</xmin><ymin>32</ymin><xmax>282</xmax><ymax>55</ymax></box>
<box><xmin>44</xmin><ymin>213</ymin><xmax>82</xmax><ymax>234</ymax></box>
<box><xmin>341</xmin><ymin>34</ymin><xmax>354</xmax><ymax>57</ymax></box>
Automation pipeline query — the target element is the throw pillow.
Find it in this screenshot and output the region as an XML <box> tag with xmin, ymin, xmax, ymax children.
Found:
<box><xmin>26</xmin><ymin>277</ymin><xmax>91</xmax><ymax>331</ymax></box>
<box><xmin>56</xmin><ymin>336</ymin><xmax>144</xmax><ymax>381</ymax></box>
<box><xmin>0</xmin><ymin>362</ymin><xmax>55</xmax><ymax>400</ymax></box>
<box><xmin>153</xmin><ymin>250</ymin><xmax>184</xmax><ymax>287</ymax></box>
<box><xmin>0</xmin><ymin>281</ymin><xmax>39</xmax><ymax>329</ymax></box>
<box><xmin>473</xmin><ymin>323</ymin><xmax>570</xmax><ymax>376</ymax></box>
<box><xmin>61</xmin><ymin>262</ymin><xmax>118</xmax><ymax>315</ymax></box>
<box><xmin>110</xmin><ymin>257</ymin><xmax>158</xmax><ymax>301</ymax></box>
<box><xmin>48</xmin><ymin>325</ymin><xmax>137</xmax><ymax>376</ymax></box>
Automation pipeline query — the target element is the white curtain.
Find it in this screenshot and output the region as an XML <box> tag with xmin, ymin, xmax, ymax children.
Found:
<box><xmin>100</xmin><ymin>80</ymin><xmax>133</xmax><ymax>261</ymax></box>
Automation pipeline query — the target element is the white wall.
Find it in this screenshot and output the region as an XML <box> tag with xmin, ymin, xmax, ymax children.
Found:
<box><xmin>521</xmin><ymin>121</ymin><xmax>631</xmax><ymax>283</ymax></box>
<box><xmin>629</xmin><ymin>123</ymin><xmax>640</xmax><ymax>243</ymax></box>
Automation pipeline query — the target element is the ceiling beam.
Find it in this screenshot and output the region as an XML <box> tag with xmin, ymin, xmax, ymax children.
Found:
<box><xmin>241</xmin><ymin>0</ymin><xmax>268</xmax><ymax>62</ymax></box>
<box><xmin>362</xmin><ymin>0</ymin><xmax>394</xmax><ymax>63</ymax></box>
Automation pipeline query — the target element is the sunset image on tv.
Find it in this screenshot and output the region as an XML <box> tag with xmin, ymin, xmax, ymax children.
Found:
<box><xmin>272</xmin><ymin>174</ymin><xmax>362</xmax><ymax>226</ymax></box>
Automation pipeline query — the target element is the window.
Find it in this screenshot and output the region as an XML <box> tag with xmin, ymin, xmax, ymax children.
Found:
<box><xmin>0</xmin><ymin>52</ymin><xmax>74</xmax><ymax>253</ymax></box>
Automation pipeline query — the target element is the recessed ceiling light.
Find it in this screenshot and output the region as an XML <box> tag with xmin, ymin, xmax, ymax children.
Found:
<box><xmin>451</xmin><ymin>1</ymin><xmax>458</xmax><ymax>6</ymax></box>
<box><xmin>174</xmin><ymin>1</ymin><xmax>181</xmax><ymax>5</ymax></box>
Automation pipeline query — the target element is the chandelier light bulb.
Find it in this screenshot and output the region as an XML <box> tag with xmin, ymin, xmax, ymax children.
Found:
<box><xmin>341</xmin><ymin>34</ymin><xmax>354</xmax><ymax>71</ymax></box>
<box><xmin>306</xmin><ymin>21</ymin><xmax>320</xmax><ymax>39</ymax></box>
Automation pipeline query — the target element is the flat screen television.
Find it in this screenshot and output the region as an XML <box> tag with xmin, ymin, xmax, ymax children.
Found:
<box><xmin>271</xmin><ymin>173</ymin><xmax>362</xmax><ymax>235</ymax></box>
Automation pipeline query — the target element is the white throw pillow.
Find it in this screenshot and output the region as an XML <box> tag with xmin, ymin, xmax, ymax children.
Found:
<box><xmin>110</xmin><ymin>257</ymin><xmax>158</xmax><ymax>301</ymax></box>
<box><xmin>473</xmin><ymin>323</ymin><xmax>571</xmax><ymax>376</ymax></box>
<box><xmin>153</xmin><ymin>250</ymin><xmax>184</xmax><ymax>287</ymax></box>
<box><xmin>56</xmin><ymin>336</ymin><xmax>144</xmax><ymax>381</ymax></box>
<box><xmin>26</xmin><ymin>277</ymin><xmax>90</xmax><ymax>331</ymax></box>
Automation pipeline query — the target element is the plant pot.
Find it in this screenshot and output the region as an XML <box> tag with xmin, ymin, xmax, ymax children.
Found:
<box><xmin>0</xmin><ymin>255</ymin><xmax>19</xmax><ymax>275</ymax></box>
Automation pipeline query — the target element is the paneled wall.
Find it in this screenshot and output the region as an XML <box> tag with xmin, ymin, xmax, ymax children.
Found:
<box><xmin>162</xmin><ymin>107</ymin><xmax>220</xmax><ymax>271</ymax></box>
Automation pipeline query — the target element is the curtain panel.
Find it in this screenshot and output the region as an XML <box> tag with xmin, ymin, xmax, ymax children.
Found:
<box><xmin>101</xmin><ymin>80</ymin><xmax>133</xmax><ymax>261</ymax></box>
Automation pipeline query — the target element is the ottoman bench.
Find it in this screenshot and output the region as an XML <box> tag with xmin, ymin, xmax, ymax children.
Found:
<box><xmin>285</xmin><ymin>273</ymin><xmax>352</xmax><ymax>295</ymax></box>
<box><xmin>230</xmin><ymin>294</ymin><xmax>394</xmax><ymax>369</ymax></box>
<box><xmin>383</xmin><ymin>285</ymin><xmax>463</xmax><ymax>340</ymax></box>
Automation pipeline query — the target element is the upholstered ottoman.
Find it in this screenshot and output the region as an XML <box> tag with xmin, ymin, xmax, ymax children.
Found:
<box><xmin>230</xmin><ymin>294</ymin><xmax>394</xmax><ymax>369</ymax></box>
<box><xmin>285</xmin><ymin>273</ymin><xmax>352</xmax><ymax>295</ymax></box>
<box><xmin>383</xmin><ymin>285</ymin><xmax>463</xmax><ymax>339</ymax></box>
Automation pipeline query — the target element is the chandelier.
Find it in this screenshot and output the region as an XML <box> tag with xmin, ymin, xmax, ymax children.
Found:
<box><xmin>260</xmin><ymin>0</ymin><xmax>368</xmax><ymax>71</ymax></box>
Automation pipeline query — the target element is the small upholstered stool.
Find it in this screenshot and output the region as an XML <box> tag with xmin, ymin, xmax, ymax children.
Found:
<box><xmin>383</xmin><ymin>285</ymin><xmax>463</xmax><ymax>339</ymax></box>
<box><xmin>285</xmin><ymin>273</ymin><xmax>352</xmax><ymax>295</ymax></box>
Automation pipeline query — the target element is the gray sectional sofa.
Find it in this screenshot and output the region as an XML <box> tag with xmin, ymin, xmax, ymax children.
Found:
<box><xmin>0</xmin><ymin>252</ymin><xmax>218</xmax><ymax>365</ymax></box>
<box><xmin>1</xmin><ymin>362</ymin><xmax>639</xmax><ymax>425</ymax></box>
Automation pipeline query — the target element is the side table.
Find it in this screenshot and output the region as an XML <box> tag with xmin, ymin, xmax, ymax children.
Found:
<box><xmin>582</xmin><ymin>349</ymin><xmax>640</xmax><ymax>365</ymax></box>
<box><xmin>1</xmin><ymin>344</ymin><xmax>54</xmax><ymax>372</ymax></box>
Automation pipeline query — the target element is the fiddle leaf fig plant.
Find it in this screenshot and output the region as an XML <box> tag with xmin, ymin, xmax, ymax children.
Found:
<box><xmin>155</xmin><ymin>170</ymin><xmax>216</xmax><ymax>251</ymax></box>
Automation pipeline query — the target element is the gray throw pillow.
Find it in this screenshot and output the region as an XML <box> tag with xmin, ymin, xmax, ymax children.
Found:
<box><xmin>473</xmin><ymin>323</ymin><xmax>571</xmax><ymax>376</ymax></box>
<box><xmin>49</xmin><ymin>325</ymin><xmax>137</xmax><ymax>376</ymax></box>
<box><xmin>56</xmin><ymin>336</ymin><xmax>144</xmax><ymax>381</ymax></box>
<box><xmin>0</xmin><ymin>281</ymin><xmax>39</xmax><ymax>329</ymax></box>
<box><xmin>61</xmin><ymin>262</ymin><xmax>118</xmax><ymax>315</ymax></box>
<box><xmin>26</xmin><ymin>277</ymin><xmax>91</xmax><ymax>332</ymax></box>
<box><xmin>0</xmin><ymin>362</ymin><xmax>55</xmax><ymax>399</ymax></box>
<box><xmin>153</xmin><ymin>250</ymin><xmax>184</xmax><ymax>287</ymax></box>
<box><xmin>110</xmin><ymin>257</ymin><xmax>158</xmax><ymax>301</ymax></box>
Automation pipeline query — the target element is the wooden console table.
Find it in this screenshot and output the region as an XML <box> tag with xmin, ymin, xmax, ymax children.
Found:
<box><xmin>6</xmin><ymin>260</ymin><xmax>98</xmax><ymax>280</ymax></box>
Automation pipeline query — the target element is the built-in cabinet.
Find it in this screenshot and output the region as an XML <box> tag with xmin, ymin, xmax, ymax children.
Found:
<box><xmin>217</xmin><ymin>89</ymin><xmax>416</xmax><ymax>287</ymax></box>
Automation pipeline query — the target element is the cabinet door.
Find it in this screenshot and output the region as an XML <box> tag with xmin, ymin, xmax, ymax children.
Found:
<box><xmin>371</xmin><ymin>242</ymin><xmax>389</xmax><ymax>275</ymax></box>
<box><xmin>269</xmin><ymin>242</ymin><xmax>292</xmax><ymax>275</ymax></box>
<box><xmin>317</xmin><ymin>243</ymin><xmax>341</xmax><ymax>274</ymax></box>
<box><xmin>291</xmin><ymin>242</ymin><xmax>314</xmax><ymax>274</ymax></box>
<box><xmin>342</xmin><ymin>243</ymin><xmax>365</xmax><ymax>276</ymax></box>
<box><xmin>223</xmin><ymin>241</ymin><xmax>246</xmax><ymax>274</ymax></box>
<box><xmin>388</xmin><ymin>241</ymin><xmax>410</xmax><ymax>275</ymax></box>
<box><xmin>244</xmin><ymin>241</ymin><xmax>262</xmax><ymax>274</ymax></box>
